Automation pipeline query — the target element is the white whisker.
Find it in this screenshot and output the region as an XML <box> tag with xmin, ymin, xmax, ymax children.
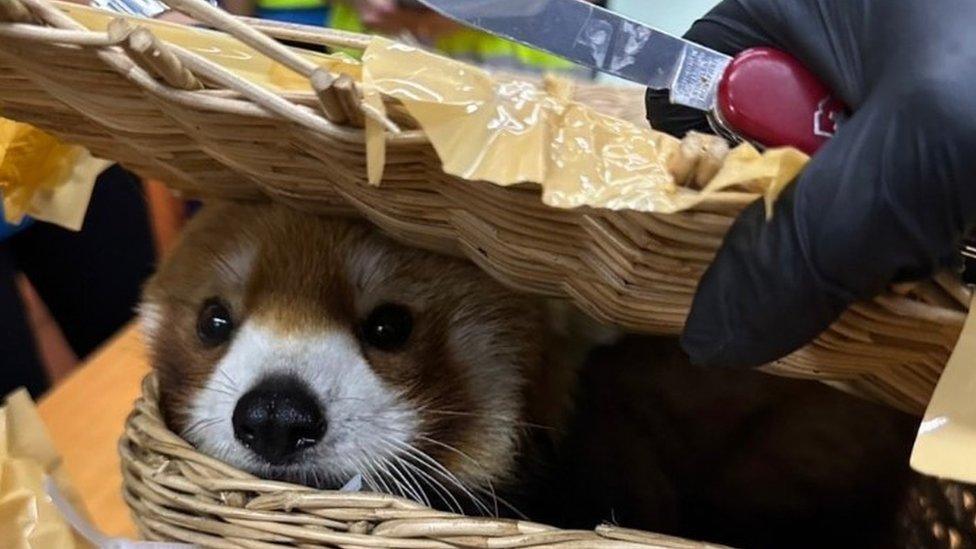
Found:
<box><xmin>373</xmin><ymin>455</ymin><xmax>409</xmax><ymax>499</ymax></box>
<box><xmin>415</xmin><ymin>407</ymin><xmax>554</xmax><ymax>432</ymax></box>
<box><xmin>381</xmin><ymin>441</ymin><xmax>463</xmax><ymax>514</ymax></box>
<box><xmin>393</xmin><ymin>454</ymin><xmax>432</xmax><ymax>507</ymax></box>
<box><xmin>363</xmin><ymin>459</ymin><xmax>395</xmax><ymax>497</ymax></box>
<box><xmin>202</xmin><ymin>384</ymin><xmax>236</xmax><ymax>399</ymax></box>
<box><xmin>388</xmin><ymin>438</ymin><xmax>494</xmax><ymax>516</ymax></box>
<box><xmin>473</xmin><ymin>485</ymin><xmax>525</xmax><ymax>519</ymax></box>
<box><xmin>375</xmin><ymin>451</ymin><xmax>426</xmax><ymax>504</ymax></box>
<box><xmin>352</xmin><ymin>457</ymin><xmax>378</xmax><ymax>492</ymax></box>
<box><xmin>413</xmin><ymin>436</ymin><xmax>499</xmax><ymax>516</ymax></box>
<box><xmin>183</xmin><ymin>417</ymin><xmax>222</xmax><ymax>440</ymax></box>
<box><xmin>374</xmin><ymin>439</ymin><xmax>431</xmax><ymax>507</ymax></box>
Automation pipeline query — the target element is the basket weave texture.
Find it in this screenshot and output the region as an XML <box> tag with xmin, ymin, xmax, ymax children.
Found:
<box><xmin>0</xmin><ymin>0</ymin><xmax>970</xmax><ymax>414</ymax></box>
<box><xmin>121</xmin><ymin>375</ymin><xmax>723</xmax><ymax>548</ymax></box>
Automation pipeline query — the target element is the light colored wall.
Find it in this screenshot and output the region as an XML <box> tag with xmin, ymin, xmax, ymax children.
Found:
<box><xmin>609</xmin><ymin>0</ymin><xmax>716</xmax><ymax>36</ymax></box>
<box><xmin>598</xmin><ymin>0</ymin><xmax>718</xmax><ymax>84</ymax></box>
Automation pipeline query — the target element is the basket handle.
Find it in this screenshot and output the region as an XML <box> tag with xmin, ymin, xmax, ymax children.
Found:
<box><xmin>163</xmin><ymin>0</ymin><xmax>317</xmax><ymax>81</ymax></box>
<box><xmin>168</xmin><ymin>0</ymin><xmax>398</xmax><ymax>131</ymax></box>
<box><xmin>1</xmin><ymin>0</ymin><xmax>398</xmax><ymax>132</ymax></box>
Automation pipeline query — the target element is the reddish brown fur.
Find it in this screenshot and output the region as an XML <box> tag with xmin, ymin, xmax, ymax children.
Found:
<box><xmin>142</xmin><ymin>202</ymin><xmax>922</xmax><ymax>548</ymax></box>
<box><xmin>142</xmin><ymin>201</ymin><xmax>575</xmax><ymax>487</ymax></box>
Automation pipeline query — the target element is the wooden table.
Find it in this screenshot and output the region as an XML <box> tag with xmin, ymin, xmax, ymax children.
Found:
<box><xmin>38</xmin><ymin>322</ymin><xmax>148</xmax><ymax>539</ymax></box>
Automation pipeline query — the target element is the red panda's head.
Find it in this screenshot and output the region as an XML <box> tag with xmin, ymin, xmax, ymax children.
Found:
<box><xmin>140</xmin><ymin>202</ymin><xmax>575</xmax><ymax>513</ymax></box>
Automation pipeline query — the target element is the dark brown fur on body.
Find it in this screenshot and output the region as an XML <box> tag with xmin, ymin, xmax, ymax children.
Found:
<box><xmin>519</xmin><ymin>335</ymin><xmax>918</xmax><ymax>548</ymax></box>
<box><xmin>143</xmin><ymin>202</ymin><xmax>918</xmax><ymax>547</ymax></box>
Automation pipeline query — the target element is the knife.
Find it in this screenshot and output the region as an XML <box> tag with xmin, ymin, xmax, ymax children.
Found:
<box><xmin>415</xmin><ymin>0</ymin><xmax>846</xmax><ymax>155</ymax></box>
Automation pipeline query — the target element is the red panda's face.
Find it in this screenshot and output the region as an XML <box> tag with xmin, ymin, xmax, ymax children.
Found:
<box><xmin>140</xmin><ymin>202</ymin><xmax>558</xmax><ymax>513</ymax></box>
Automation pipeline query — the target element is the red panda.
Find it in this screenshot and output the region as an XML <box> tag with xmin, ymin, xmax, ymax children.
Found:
<box><xmin>141</xmin><ymin>201</ymin><xmax>918</xmax><ymax>548</ymax></box>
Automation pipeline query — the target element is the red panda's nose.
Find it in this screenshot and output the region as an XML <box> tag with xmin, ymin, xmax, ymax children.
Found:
<box><xmin>232</xmin><ymin>376</ymin><xmax>326</xmax><ymax>464</ymax></box>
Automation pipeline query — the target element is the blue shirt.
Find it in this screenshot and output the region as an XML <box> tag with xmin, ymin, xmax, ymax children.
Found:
<box><xmin>0</xmin><ymin>204</ymin><xmax>32</xmax><ymax>242</ymax></box>
<box><xmin>255</xmin><ymin>5</ymin><xmax>329</xmax><ymax>27</ymax></box>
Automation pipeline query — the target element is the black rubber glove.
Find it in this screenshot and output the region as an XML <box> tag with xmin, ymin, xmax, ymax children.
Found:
<box><xmin>645</xmin><ymin>0</ymin><xmax>976</xmax><ymax>369</ymax></box>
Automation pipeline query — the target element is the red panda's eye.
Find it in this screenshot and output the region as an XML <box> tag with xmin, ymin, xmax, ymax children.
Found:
<box><xmin>197</xmin><ymin>298</ymin><xmax>235</xmax><ymax>348</ymax></box>
<box><xmin>360</xmin><ymin>303</ymin><xmax>413</xmax><ymax>352</ymax></box>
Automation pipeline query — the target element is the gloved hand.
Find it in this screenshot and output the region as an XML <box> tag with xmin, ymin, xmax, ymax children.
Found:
<box><xmin>645</xmin><ymin>0</ymin><xmax>976</xmax><ymax>369</ymax></box>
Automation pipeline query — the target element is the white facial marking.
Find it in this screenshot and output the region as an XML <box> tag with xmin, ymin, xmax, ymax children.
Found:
<box><xmin>184</xmin><ymin>321</ymin><xmax>418</xmax><ymax>486</ymax></box>
<box><xmin>138</xmin><ymin>302</ymin><xmax>164</xmax><ymax>341</ymax></box>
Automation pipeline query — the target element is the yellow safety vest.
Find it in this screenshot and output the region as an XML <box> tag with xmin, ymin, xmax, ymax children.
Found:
<box><xmin>257</xmin><ymin>0</ymin><xmax>325</xmax><ymax>11</ymax></box>
<box><xmin>329</xmin><ymin>3</ymin><xmax>583</xmax><ymax>74</ymax></box>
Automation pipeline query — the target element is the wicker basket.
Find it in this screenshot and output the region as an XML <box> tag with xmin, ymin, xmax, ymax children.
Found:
<box><xmin>121</xmin><ymin>375</ymin><xmax>724</xmax><ymax>548</ymax></box>
<box><xmin>0</xmin><ymin>0</ymin><xmax>968</xmax><ymax>417</ymax></box>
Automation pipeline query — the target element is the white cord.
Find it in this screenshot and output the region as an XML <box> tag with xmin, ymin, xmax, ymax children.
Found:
<box><xmin>44</xmin><ymin>476</ymin><xmax>197</xmax><ymax>549</ymax></box>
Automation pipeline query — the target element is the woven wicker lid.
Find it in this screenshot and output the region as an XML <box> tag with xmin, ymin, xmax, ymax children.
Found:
<box><xmin>0</xmin><ymin>0</ymin><xmax>970</xmax><ymax>414</ymax></box>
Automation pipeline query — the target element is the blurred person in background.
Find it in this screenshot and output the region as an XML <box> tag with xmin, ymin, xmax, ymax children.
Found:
<box><xmin>222</xmin><ymin>0</ymin><xmax>330</xmax><ymax>28</ymax></box>
<box><xmin>329</xmin><ymin>0</ymin><xmax>606</xmax><ymax>79</ymax></box>
<box><xmin>0</xmin><ymin>167</ymin><xmax>157</xmax><ymax>398</ymax></box>
<box><xmin>222</xmin><ymin>0</ymin><xmax>603</xmax><ymax>79</ymax></box>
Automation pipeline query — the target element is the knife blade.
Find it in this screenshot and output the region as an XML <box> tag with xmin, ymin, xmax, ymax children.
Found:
<box><xmin>415</xmin><ymin>0</ymin><xmax>847</xmax><ymax>155</ymax></box>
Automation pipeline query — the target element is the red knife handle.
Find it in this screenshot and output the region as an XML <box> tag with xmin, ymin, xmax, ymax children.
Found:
<box><xmin>714</xmin><ymin>47</ymin><xmax>847</xmax><ymax>155</ymax></box>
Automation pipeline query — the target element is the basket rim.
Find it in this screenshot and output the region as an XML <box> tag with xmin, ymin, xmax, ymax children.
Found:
<box><xmin>9</xmin><ymin>0</ymin><xmax>766</xmax><ymax>205</ymax></box>
<box><xmin>119</xmin><ymin>372</ymin><xmax>725</xmax><ymax>548</ymax></box>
